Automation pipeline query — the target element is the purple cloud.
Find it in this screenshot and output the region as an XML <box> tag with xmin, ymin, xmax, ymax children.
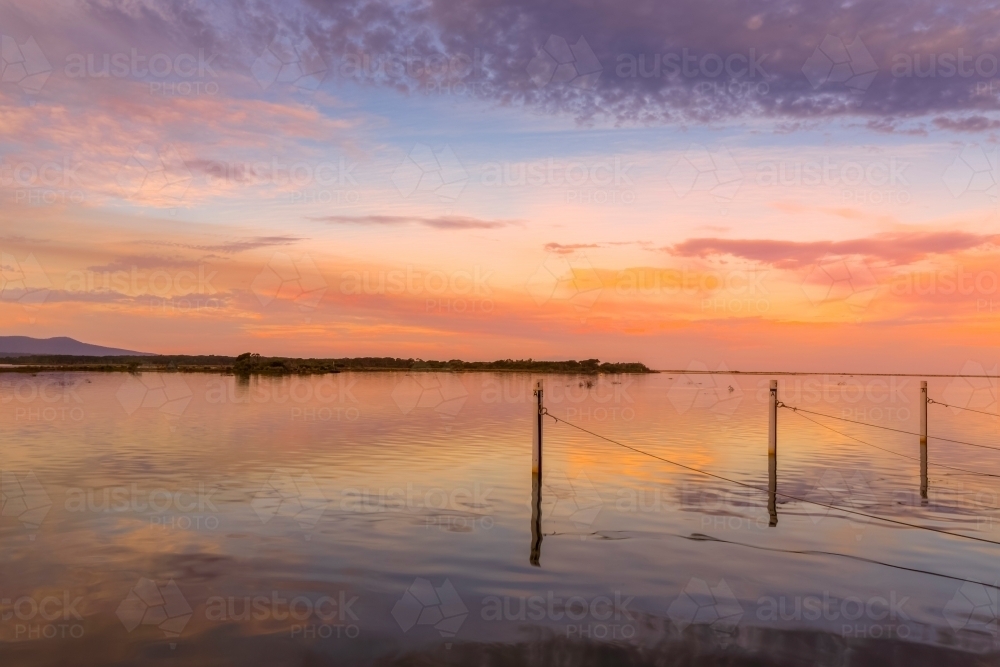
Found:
<box><xmin>12</xmin><ymin>0</ymin><xmax>1000</xmax><ymax>124</ymax></box>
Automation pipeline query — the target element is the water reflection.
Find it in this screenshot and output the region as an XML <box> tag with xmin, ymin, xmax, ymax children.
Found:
<box><xmin>0</xmin><ymin>371</ymin><xmax>998</xmax><ymax>665</ymax></box>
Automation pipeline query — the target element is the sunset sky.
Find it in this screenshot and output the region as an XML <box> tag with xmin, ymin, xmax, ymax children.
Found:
<box><xmin>2</xmin><ymin>0</ymin><xmax>1000</xmax><ymax>372</ymax></box>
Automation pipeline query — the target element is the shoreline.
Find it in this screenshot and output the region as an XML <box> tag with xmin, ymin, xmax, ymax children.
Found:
<box><xmin>4</xmin><ymin>365</ymin><xmax>996</xmax><ymax>378</ymax></box>
<box><xmin>0</xmin><ymin>366</ymin><xmax>652</xmax><ymax>375</ymax></box>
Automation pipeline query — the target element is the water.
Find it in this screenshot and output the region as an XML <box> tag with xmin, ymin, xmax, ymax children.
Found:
<box><xmin>1</xmin><ymin>370</ymin><xmax>998</xmax><ymax>665</ymax></box>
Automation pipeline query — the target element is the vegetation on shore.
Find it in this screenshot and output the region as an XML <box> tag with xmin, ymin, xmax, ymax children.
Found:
<box><xmin>0</xmin><ymin>353</ymin><xmax>652</xmax><ymax>375</ymax></box>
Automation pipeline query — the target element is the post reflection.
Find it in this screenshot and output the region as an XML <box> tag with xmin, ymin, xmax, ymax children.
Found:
<box><xmin>768</xmin><ymin>453</ymin><xmax>777</xmax><ymax>527</ymax></box>
<box><xmin>920</xmin><ymin>444</ymin><xmax>928</xmax><ymax>502</ymax></box>
<box><xmin>530</xmin><ymin>472</ymin><xmax>542</xmax><ymax>566</ymax></box>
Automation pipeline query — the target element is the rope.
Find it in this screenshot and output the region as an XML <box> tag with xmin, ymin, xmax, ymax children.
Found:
<box><xmin>683</xmin><ymin>533</ymin><xmax>1000</xmax><ymax>591</ymax></box>
<box><xmin>928</xmin><ymin>397</ymin><xmax>999</xmax><ymax>419</ymax></box>
<box><xmin>536</xmin><ymin>527</ymin><xmax>1000</xmax><ymax>591</ymax></box>
<box><xmin>777</xmin><ymin>403</ymin><xmax>1000</xmax><ymax>453</ymax></box>
<box><xmin>539</xmin><ymin>407</ymin><xmax>1000</xmax><ymax>547</ymax></box>
<box><xmin>787</xmin><ymin>406</ymin><xmax>1000</xmax><ymax>481</ymax></box>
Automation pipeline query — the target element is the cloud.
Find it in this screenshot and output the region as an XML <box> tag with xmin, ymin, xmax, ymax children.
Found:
<box><xmin>933</xmin><ymin>116</ymin><xmax>1000</xmax><ymax>133</ymax></box>
<box><xmin>145</xmin><ymin>236</ymin><xmax>304</xmax><ymax>253</ymax></box>
<box><xmin>863</xmin><ymin>118</ymin><xmax>929</xmax><ymax>136</ymax></box>
<box><xmin>0</xmin><ymin>235</ymin><xmax>48</xmax><ymax>246</ymax></box>
<box><xmin>313</xmin><ymin>215</ymin><xmax>521</xmax><ymax>229</ymax></box>
<box><xmin>544</xmin><ymin>242</ymin><xmax>601</xmax><ymax>254</ymax></box>
<box><xmin>41</xmin><ymin>289</ymin><xmax>234</xmax><ymax>306</ymax></box>
<box><xmin>86</xmin><ymin>255</ymin><xmax>202</xmax><ymax>272</ymax></box>
<box><xmin>13</xmin><ymin>0</ymin><xmax>1000</xmax><ymax>125</ymax></box>
<box><xmin>667</xmin><ymin>231</ymin><xmax>998</xmax><ymax>268</ymax></box>
<box><xmin>544</xmin><ymin>240</ymin><xmax>652</xmax><ymax>253</ymax></box>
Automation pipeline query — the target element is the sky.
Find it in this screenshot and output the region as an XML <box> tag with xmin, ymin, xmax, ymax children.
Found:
<box><xmin>1</xmin><ymin>0</ymin><xmax>999</xmax><ymax>372</ymax></box>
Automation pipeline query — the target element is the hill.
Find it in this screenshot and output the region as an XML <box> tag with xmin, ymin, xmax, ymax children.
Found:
<box><xmin>0</xmin><ymin>336</ymin><xmax>153</xmax><ymax>357</ymax></box>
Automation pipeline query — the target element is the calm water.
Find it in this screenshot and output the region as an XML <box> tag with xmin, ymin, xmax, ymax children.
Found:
<box><xmin>1</xmin><ymin>370</ymin><xmax>999</xmax><ymax>665</ymax></box>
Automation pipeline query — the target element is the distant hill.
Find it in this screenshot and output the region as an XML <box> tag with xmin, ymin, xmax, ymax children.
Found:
<box><xmin>0</xmin><ymin>336</ymin><xmax>153</xmax><ymax>357</ymax></box>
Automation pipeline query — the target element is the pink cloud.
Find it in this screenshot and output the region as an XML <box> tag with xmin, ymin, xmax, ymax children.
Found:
<box><xmin>667</xmin><ymin>232</ymin><xmax>998</xmax><ymax>268</ymax></box>
<box><xmin>314</xmin><ymin>215</ymin><xmax>521</xmax><ymax>230</ymax></box>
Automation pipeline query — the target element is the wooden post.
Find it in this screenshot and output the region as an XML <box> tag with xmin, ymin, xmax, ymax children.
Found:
<box><xmin>768</xmin><ymin>380</ymin><xmax>777</xmax><ymax>456</ymax></box>
<box><xmin>768</xmin><ymin>380</ymin><xmax>778</xmax><ymax>526</ymax></box>
<box><xmin>920</xmin><ymin>380</ymin><xmax>928</xmax><ymax>500</ymax></box>
<box><xmin>532</xmin><ymin>381</ymin><xmax>543</xmax><ymax>475</ymax></box>
<box><xmin>530</xmin><ymin>380</ymin><xmax>543</xmax><ymax>565</ymax></box>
